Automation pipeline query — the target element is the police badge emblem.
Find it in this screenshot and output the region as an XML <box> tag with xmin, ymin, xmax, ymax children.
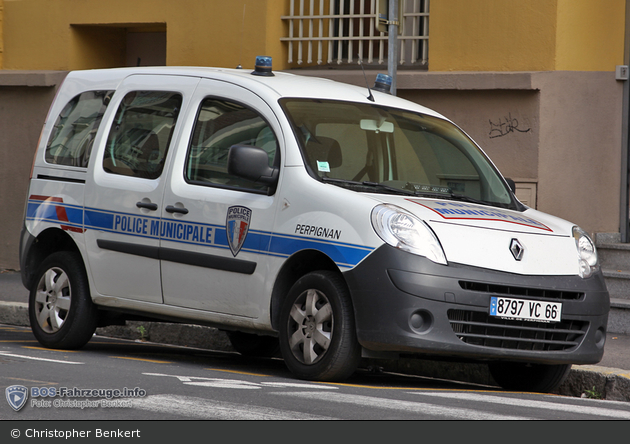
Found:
<box><xmin>226</xmin><ymin>206</ymin><xmax>252</xmax><ymax>256</ymax></box>
<box><xmin>6</xmin><ymin>385</ymin><xmax>28</xmax><ymax>412</ymax></box>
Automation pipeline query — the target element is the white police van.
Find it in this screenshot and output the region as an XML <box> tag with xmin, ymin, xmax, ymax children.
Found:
<box><xmin>20</xmin><ymin>57</ymin><xmax>609</xmax><ymax>393</ymax></box>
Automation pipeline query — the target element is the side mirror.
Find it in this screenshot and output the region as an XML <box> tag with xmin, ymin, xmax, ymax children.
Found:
<box><xmin>505</xmin><ymin>177</ymin><xmax>516</xmax><ymax>194</ymax></box>
<box><xmin>227</xmin><ymin>144</ymin><xmax>278</xmax><ymax>186</ymax></box>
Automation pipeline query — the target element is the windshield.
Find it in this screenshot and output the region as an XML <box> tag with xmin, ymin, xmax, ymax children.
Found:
<box><xmin>280</xmin><ymin>98</ymin><xmax>519</xmax><ymax>210</ymax></box>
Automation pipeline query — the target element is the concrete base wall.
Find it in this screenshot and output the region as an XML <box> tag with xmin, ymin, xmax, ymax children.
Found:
<box><xmin>534</xmin><ymin>71</ymin><xmax>623</xmax><ymax>235</ymax></box>
<box><xmin>0</xmin><ymin>71</ymin><xmax>67</xmax><ymax>269</ymax></box>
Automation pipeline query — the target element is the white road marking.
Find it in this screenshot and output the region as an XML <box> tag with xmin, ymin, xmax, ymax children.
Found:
<box><xmin>412</xmin><ymin>391</ymin><xmax>630</xmax><ymax>419</ymax></box>
<box><xmin>271</xmin><ymin>391</ymin><xmax>532</xmax><ymax>420</ymax></box>
<box><xmin>130</xmin><ymin>394</ymin><xmax>336</xmax><ymax>420</ymax></box>
<box><xmin>142</xmin><ymin>373</ymin><xmax>337</xmax><ymax>390</ymax></box>
<box><xmin>260</xmin><ymin>382</ymin><xmax>337</xmax><ymax>389</ymax></box>
<box><xmin>0</xmin><ymin>351</ymin><xmax>84</xmax><ymax>365</ymax></box>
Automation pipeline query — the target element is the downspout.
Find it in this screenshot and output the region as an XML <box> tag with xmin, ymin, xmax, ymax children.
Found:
<box><xmin>387</xmin><ymin>0</ymin><xmax>399</xmax><ymax>95</ymax></box>
<box><xmin>620</xmin><ymin>0</ymin><xmax>630</xmax><ymax>242</ymax></box>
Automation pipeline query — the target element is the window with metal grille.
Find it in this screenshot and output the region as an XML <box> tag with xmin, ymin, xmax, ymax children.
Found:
<box><xmin>281</xmin><ymin>0</ymin><xmax>429</xmax><ymax>67</ymax></box>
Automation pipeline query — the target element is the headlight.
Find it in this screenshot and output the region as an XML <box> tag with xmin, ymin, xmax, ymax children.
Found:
<box><xmin>573</xmin><ymin>226</ymin><xmax>598</xmax><ymax>278</ymax></box>
<box><xmin>371</xmin><ymin>204</ymin><xmax>447</xmax><ymax>265</ymax></box>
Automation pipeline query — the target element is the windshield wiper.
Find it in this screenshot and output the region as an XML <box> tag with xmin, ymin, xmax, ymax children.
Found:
<box><xmin>322</xmin><ymin>177</ymin><xmax>514</xmax><ymax>209</ymax></box>
<box><xmin>321</xmin><ymin>178</ymin><xmax>416</xmax><ymax>196</ymax></box>
<box><xmin>445</xmin><ymin>193</ymin><xmax>490</xmax><ymax>206</ymax></box>
<box><xmin>409</xmin><ymin>189</ymin><xmax>493</xmax><ymax>207</ymax></box>
<box><xmin>361</xmin><ymin>181</ymin><xmax>417</xmax><ymax>196</ymax></box>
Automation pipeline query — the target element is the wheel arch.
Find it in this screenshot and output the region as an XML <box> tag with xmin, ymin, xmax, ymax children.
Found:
<box><xmin>21</xmin><ymin>227</ymin><xmax>83</xmax><ymax>291</ymax></box>
<box><xmin>269</xmin><ymin>249</ymin><xmax>347</xmax><ymax>331</ymax></box>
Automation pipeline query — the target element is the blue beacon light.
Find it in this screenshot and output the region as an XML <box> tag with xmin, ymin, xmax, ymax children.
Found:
<box><xmin>373</xmin><ymin>73</ymin><xmax>392</xmax><ymax>94</ymax></box>
<box><xmin>252</xmin><ymin>56</ymin><xmax>274</xmax><ymax>77</ymax></box>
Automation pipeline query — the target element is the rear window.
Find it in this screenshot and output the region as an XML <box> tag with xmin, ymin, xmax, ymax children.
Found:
<box><xmin>45</xmin><ymin>91</ymin><xmax>113</xmax><ymax>167</ymax></box>
<box><xmin>103</xmin><ymin>91</ymin><xmax>182</xmax><ymax>180</ymax></box>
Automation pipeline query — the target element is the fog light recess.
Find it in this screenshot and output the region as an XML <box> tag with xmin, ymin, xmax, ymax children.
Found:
<box><xmin>409</xmin><ymin>310</ymin><xmax>433</xmax><ymax>334</ymax></box>
<box><xmin>595</xmin><ymin>327</ymin><xmax>606</xmax><ymax>349</ymax></box>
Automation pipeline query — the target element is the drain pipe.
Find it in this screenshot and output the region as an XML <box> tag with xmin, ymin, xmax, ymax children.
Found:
<box><xmin>387</xmin><ymin>0</ymin><xmax>399</xmax><ymax>95</ymax></box>
<box><xmin>620</xmin><ymin>0</ymin><xmax>630</xmax><ymax>243</ymax></box>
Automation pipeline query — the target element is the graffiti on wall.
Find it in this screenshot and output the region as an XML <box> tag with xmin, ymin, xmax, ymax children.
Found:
<box><xmin>489</xmin><ymin>113</ymin><xmax>531</xmax><ymax>139</ymax></box>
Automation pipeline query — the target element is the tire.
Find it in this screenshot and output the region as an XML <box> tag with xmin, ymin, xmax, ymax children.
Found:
<box><xmin>28</xmin><ymin>251</ymin><xmax>99</xmax><ymax>350</ymax></box>
<box><xmin>279</xmin><ymin>271</ymin><xmax>361</xmax><ymax>381</ymax></box>
<box><xmin>226</xmin><ymin>331</ymin><xmax>280</xmax><ymax>358</ymax></box>
<box><xmin>488</xmin><ymin>361</ymin><xmax>572</xmax><ymax>393</ymax></box>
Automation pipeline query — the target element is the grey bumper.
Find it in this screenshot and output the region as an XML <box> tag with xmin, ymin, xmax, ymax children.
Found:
<box><xmin>343</xmin><ymin>245</ymin><xmax>610</xmax><ymax>365</ymax></box>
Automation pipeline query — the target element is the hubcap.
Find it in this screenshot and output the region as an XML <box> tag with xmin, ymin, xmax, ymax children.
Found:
<box><xmin>287</xmin><ymin>289</ymin><xmax>333</xmax><ymax>365</ymax></box>
<box><xmin>34</xmin><ymin>267</ymin><xmax>72</xmax><ymax>333</ymax></box>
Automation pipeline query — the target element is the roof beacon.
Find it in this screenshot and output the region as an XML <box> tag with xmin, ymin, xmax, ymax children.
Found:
<box><xmin>252</xmin><ymin>56</ymin><xmax>274</xmax><ymax>77</ymax></box>
<box><xmin>373</xmin><ymin>73</ymin><xmax>392</xmax><ymax>94</ymax></box>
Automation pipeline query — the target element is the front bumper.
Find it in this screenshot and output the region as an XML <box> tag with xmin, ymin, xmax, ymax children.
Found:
<box><xmin>343</xmin><ymin>245</ymin><xmax>610</xmax><ymax>365</ymax></box>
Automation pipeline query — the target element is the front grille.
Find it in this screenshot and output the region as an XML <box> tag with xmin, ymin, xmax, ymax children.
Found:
<box><xmin>459</xmin><ymin>281</ymin><xmax>584</xmax><ymax>301</ymax></box>
<box><xmin>447</xmin><ymin>309</ymin><xmax>588</xmax><ymax>351</ymax></box>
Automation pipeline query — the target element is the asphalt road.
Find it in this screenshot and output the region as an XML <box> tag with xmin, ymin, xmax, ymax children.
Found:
<box><xmin>2</xmin><ymin>324</ymin><xmax>630</xmax><ymax>422</ymax></box>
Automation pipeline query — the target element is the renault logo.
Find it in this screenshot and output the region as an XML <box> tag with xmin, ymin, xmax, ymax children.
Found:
<box><xmin>510</xmin><ymin>238</ymin><xmax>524</xmax><ymax>261</ymax></box>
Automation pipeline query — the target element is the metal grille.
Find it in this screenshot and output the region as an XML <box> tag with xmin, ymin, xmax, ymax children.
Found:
<box><xmin>459</xmin><ymin>281</ymin><xmax>584</xmax><ymax>301</ymax></box>
<box><xmin>447</xmin><ymin>309</ymin><xmax>588</xmax><ymax>351</ymax></box>
<box><xmin>281</xmin><ymin>0</ymin><xmax>429</xmax><ymax>66</ymax></box>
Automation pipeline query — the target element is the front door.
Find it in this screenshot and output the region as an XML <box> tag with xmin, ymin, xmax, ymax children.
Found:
<box><xmin>160</xmin><ymin>78</ymin><xmax>282</xmax><ymax>318</ymax></box>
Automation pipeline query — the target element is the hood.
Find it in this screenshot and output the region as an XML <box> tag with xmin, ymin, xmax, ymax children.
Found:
<box><xmin>395</xmin><ymin>197</ymin><xmax>573</xmax><ymax>235</ymax></box>
<box><xmin>368</xmin><ymin>196</ymin><xmax>581</xmax><ymax>276</ymax></box>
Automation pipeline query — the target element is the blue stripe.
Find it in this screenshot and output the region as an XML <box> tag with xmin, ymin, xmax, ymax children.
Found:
<box><xmin>267</xmin><ymin>234</ymin><xmax>373</xmax><ymax>268</ymax></box>
<box><xmin>84</xmin><ymin>209</ymin><xmax>116</xmax><ymax>230</ymax></box>
<box><xmin>26</xmin><ymin>200</ymin><xmax>83</xmax><ymax>226</ymax></box>
<box><xmin>32</xmin><ymin>204</ymin><xmax>375</xmax><ymax>268</ymax></box>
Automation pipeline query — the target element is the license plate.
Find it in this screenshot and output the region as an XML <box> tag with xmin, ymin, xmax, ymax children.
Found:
<box><xmin>490</xmin><ymin>296</ymin><xmax>562</xmax><ymax>323</ymax></box>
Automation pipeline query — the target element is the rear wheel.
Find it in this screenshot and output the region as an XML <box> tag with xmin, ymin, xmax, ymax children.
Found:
<box><xmin>279</xmin><ymin>271</ymin><xmax>361</xmax><ymax>381</ymax></box>
<box><xmin>28</xmin><ymin>251</ymin><xmax>98</xmax><ymax>349</ymax></box>
<box><xmin>488</xmin><ymin>361</ymin><xmax>572</xmax><ymax>393</ymax></box>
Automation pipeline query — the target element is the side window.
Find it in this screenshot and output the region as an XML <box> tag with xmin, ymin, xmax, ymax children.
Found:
<box><xmin>45</xmin><ymin>90</ymin><xmax>113</xmax><ymax>167</ymax></box>
<box><xmin>185</xmin><ymin>98</ymin><xmax>278</xmax><ymax>192</ymax></box>
<box><xmin>103</xmin><ymin>91</ymin><xmax>182</xmax><ymax>179</ymax></box>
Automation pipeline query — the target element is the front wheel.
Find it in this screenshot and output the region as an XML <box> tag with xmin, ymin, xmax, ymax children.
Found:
<box><xmin>28</xmin><ymin>251</ymin><xmax>99</xmax><ymax>349</ymax></box>
<box><xmin>279</xmin><ymin>271</ymin><xmax>361</xmax><ymax>381</ymax></box>
<box><xmin>488</xmin><ymin>361</ymin><xmax>572</xmax><ymax>393</ymax></box>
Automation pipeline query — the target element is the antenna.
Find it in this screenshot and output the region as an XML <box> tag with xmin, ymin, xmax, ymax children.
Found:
<box><xmin>358</xmin><ymin>57</ymin><xmax>375</xmax><ymax>102</ymax></box>
<box><xmin>237</xmin><ymin>4</ymin><xmax>246</xmax><ymax>69</ymax></box>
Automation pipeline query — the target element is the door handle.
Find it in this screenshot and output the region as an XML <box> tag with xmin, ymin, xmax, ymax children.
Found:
<box><xmin>136</xmin><ymin>201</ymin><xmax>158</xmax><ymax>211</ymax></box>
<box><xmin>165</xmin><ymin>205</ymin><xmax>189</xmax><ymax>215</ymax></box>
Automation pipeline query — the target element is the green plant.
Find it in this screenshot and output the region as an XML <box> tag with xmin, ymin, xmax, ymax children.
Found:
<box><xmin>136</xmin><ymin>325</ymin><xmax>148</xmax><ymax>341</ymax></box>
<box><xmin>582</xmin><ymin>386</ymin><xmax>603</xmax><ymax>399</ymax></box>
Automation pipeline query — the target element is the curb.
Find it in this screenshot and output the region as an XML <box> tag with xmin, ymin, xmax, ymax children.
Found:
<box><xmin>2</xmin><ymin>301</ymin><xmax>628</xmax><ymax>401</ymax></box>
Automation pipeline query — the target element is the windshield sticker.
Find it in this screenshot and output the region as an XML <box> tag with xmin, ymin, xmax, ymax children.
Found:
<box><xmin>226</xmin><ymin>206</ymin><xmax>252</xmax><ymax>256</ymax></box>
<box><xmin>295</xmin><ymin>224</ymin><xmax>341</xmax><ymax>240</ymax></box>
<box><xmin>409</xmin><ymin>199</ymin><xmax>552</xmax><ymax>231</ymax></box>
<box><xmin>317</xmin><ymin>161</ymin><xmax>330</xmax><ymax>172</ymax></box>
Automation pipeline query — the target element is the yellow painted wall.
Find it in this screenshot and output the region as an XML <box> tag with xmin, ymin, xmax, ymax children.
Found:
<box><xmin>429</xmin><ymin>0</ymin><xmax>559</xmax><ymax>71</ymax></box>
<box><xmin>0</xmin><ymin>0</ymin><xmax>4</xmax><ymax>68</ymax></box>
<box><xmin>2</xmin><ymin>0</ymin><xmax>292</xmax><ymax>71</ymax></box>
<box><xmin>0</xmin><ymin>0</ymin><xmax>626</xmax><ymax>72</ymax></box>
<box><xmin>555</xmin><ymin>0</ymin><xmax>626</xmax><ymax>71</ymax></box>
<box><xmin>429</xmin><ymin>0</ymin><xmax>625</xmax><ymax>72</ymax></box>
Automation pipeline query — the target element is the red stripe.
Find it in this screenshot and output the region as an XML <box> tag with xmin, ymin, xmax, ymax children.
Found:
<box><xmin>29</xmin><ymin>195</ymin><xmax>63</xmax><ymax>203</ymax></box>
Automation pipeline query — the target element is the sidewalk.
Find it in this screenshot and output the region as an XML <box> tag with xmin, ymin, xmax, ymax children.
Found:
<box><xmin>1</xmin><ymin>269</ymin><xmax>628</xmax><ymax>401</ymax></box>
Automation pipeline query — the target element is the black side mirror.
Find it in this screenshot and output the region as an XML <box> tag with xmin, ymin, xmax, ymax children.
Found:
<box><xmin>227</xmin><ymin>144</ymin><xmax>279</xmax><ymax>186</ymax></box>
<box><xmin>505</xmin><ymin>177</ymin><xmax>516</xmax><ymax>194</ymax></box>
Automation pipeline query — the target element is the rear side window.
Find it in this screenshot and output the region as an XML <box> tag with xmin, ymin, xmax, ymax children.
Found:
<box><xmin>103</xmin><ymin>91</ymin><xmax>182</xmax><ymax>179</ymax></box>
<box><xmin>45</xmin><ymin>90</ymin><xmax>113</xmax><ymax>167</ymax></box>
